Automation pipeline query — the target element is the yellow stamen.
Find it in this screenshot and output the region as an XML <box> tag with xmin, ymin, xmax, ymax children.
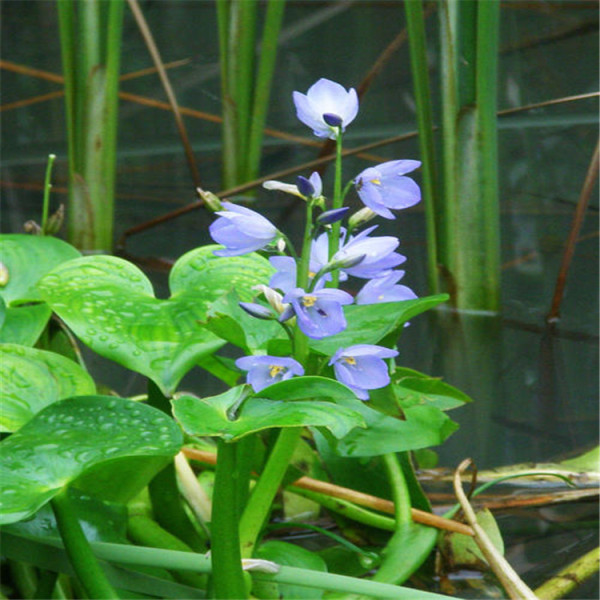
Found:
<box><xmin>269</xmin><ymin>365</ymin><xmax>284</xmax><ymax>378</ymax></box>
<box><xmin>370</xmin><ymin>178</ymin><xmax>381</xmax><ymax>185</ymax></box>
<box><xmin>302</xmin><ymin>295</ymin><xmax>317</xmax><ymax>308</ymax></box>
<box><xmin>344</xmin><ymin>356</ymin><xmax>357</xmax><ymax>366</ymax></box>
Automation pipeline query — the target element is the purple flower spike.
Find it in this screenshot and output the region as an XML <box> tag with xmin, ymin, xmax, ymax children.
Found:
<box><xmin>293</xmin><ymin>78</ymin><xmax>359</xmax><ymax>140</ymax></box>
<box><xmin>236</xmin><ymin>355</ymin><xmax>304</xmax><ymax>393</ymax></box>
<box><xmin>355</xmin><ymin>271</ymin><xmax>418</xmax><ymax>305</ymax></box>
<box><xmin>329</xmin><ymin>344</ymin><xmax>399</xmax><ymax>400</ymax></box>
<box><xmin>333</xmin><ymin>226</ymin><xmax>406</xmax><ymax>279</ymax></box>
<box><xmin>354</xmin><ymin>160</ymin><xmax>421</xmax><ymax>220</ymax></box>
<box><xmin>283</xmin><ymin>287</ymin><xmax>353</xmax><ymax>339</ymax></box>
<box><xmin>210</xmin><ymin>202</ymin><xmax>278</xmax><ymax>256</ymax></box>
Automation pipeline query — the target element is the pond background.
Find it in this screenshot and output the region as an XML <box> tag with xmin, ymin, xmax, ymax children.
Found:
<box><xmin>1</xmin><ymin>1</ymin><xmax>598</xmax><ymax>597</ymax></box>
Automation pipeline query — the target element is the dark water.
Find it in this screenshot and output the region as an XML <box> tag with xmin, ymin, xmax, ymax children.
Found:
<box><xmin>1</xmin><ymin>1</ymin><xmax>598</xmax><ymax>597</ymax></box>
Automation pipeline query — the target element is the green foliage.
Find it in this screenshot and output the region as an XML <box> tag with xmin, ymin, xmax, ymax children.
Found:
<box><xmin>172</xmin><ymin>379</ymin><xmax>365</xmax><ymax>442</ymax></box>
<box><xmin>0</xmin><ymin>395</ymin><xmax>182</xmax><ymax>524</ymax></box>
<box><xmin>0</xmin><ymin>343</ymin><xmax>96</xmax><ymax>432</ymax></box>
<box><xmin>38</xmin><ymin>247</ymin><xmax>274</xmax><ymax>395</ymax></box>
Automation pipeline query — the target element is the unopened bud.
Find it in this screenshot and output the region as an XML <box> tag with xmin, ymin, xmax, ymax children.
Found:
<box><xmin>323</xmin><ymin>113</ymin><xmax>343</xmax><ymax>128</ymax></box>
<box><xmin>348</xmin><ymin>207</ymin><xmax>377</xmax><ymax>230</ymax></box>
<box><xmin>263</xmin><ymin>180</ymin><xmax>302</xmax><ymax>198</ymax></box>
<box><xmin>197</xmin><ymin>187</ymin><xmax>223</xmax><ymax>212</ymax></box>
<box><xmin>253</xmin><ymin>284</ymin><xmax>287</xmax><ymax>315</ymax></box>
<box><xmin>317</xmin><ymin>207</ymin><xmax>349</xmax><ymax>225</ymax></box>
<box><xmin>44</xmin><ymin>204</ymin><xmax>65</xmax><ymax>235</ymax></box>
<box><xmin>296</xmin><ymin>175</ymin><xmax>315</xmax><ymax>198</ymax></box>
<box><xmin>239</xmin><ymin>302</ymin><xmax>275</xmax><ymax>320</ymax></box>
<box><xmin>278</xmin><ymin>304</ymin><xmax>295</xmax><ymax>323</ymax></box>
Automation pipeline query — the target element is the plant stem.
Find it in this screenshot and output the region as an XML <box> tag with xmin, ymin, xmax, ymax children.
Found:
<box><xmin>404</xmin><ymin>0</ymin><xmax>439</xmax><ymax>295</ymax></box>
<box><xmin>239</xmin><ymin>427</ymin><xmax>302</xmax><ymax>557</ymax></box>
<box><xmin>51</xmin><ymin>488</ymin><xmax>119</xmax><ymax>599</ymax></box>
<box><xmin>211</xmin><ymin>439</ymin><xmax>248</xmax><ymax>599</ymax></box>
<box><xmin>382</xmin><ymin>453</ymin><xmax>412</xmax><ymax>525</ymax></box>
<box><xmin>41</xmin><ymin>154</ymin><xmax>56</xmax><ymax>233</ymax></box>
<box><xmin>328</xmin><ymin>132</ymin><xmax>344</xmax><ymax>287</ymax></box>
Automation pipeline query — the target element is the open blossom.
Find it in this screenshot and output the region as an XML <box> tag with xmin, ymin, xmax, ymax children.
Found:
<box><xmin>332</xmin><ymin>226</ymin><xmax>406</xmax><ymax>279</ymax></box>
<box><xmin>236</xmin><ymin>355</ymin><xmax>304</xmax><ymax>393</ymax></box>
<box><xmin>293</xmin><ymin>78</ymin><xmax>359</xmax><ymax>140</ymax></box>
<box><xmin>283</xmin><ymin>288</ymin><xmax>353</xmax><ymax>339</ymax></box>
<box><xmin>209</xmin><ymin>202</ymin><xmax>278</xmax><ymax>256</ymax></box>
<box><xmin>355</xmin><ymin>160</ymin><xmax>421</xmax><ymax>219</ymax></box>
<box><xmin>355</xmin><ymin>271</ymin><xmax>417</xmax><ymax>304</ymax></box>
<box><xmin>329</xmin><ymin>344</ymin><xmax>399</xmax><ymax>400</ymax></box>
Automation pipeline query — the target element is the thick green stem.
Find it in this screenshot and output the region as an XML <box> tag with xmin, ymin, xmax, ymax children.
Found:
<box><xmin>382</xmin><ymin>453</ymin><xmax>412</xmax><ymax>525</ymax></box>
<box><xmin>404</xmin><ymin>0</ymin><xmax>440</xmax><ymax>295</ymax></box>
<box><xmin>239</xmin><ymin>427</ymin><xmax>302</xmax><ymax>558</ymax></box>
<box><xmin>51</xmin><ymin>488</ymin><xmax>119</xmax><ymax>599</ymax></box>
<box><xmin>211</xmin><ymin>439</ymin><xmax>248</xmax><ymax>599</ymax></box>
<box><xmin>147</xmin><ymin>380</ymin><xmax>206</xmax><ymax>552</ymax></box>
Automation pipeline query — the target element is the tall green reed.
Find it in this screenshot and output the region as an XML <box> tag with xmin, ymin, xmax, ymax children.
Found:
<box><xmin>57</xmin><ymin>0</ymin><xmax>124</xmax><ymax>252</ymax></box>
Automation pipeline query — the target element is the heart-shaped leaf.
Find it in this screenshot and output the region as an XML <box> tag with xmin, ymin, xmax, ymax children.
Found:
<box><xmin>325</xmin><ymin>400</ymin><xmax>458</xmax><ymax>457</ymax></box>
<box><xmin>0</xmin><ymin>302</ymin><xmax>53</xmax><ymax>346</ymax></box>
<box><xmin>0</xmin><ymin>395</ymin><xmax>183</xmax><ymax>524</ymax></box>
<box><xmin>0</xmin><ymin>343</ymin><xmax>96</xmax><ymax>432</ymax></box>
<box><xmin>310</xmin><ymin>295</ymin><xmax>449</xmax><ymax>356</ymax></box>
<box><xmin>172</xmin><ymin>384</ymin><xmax>365</xmax><ymax>442</ymax></box>
<box><xmin>0</xmin><ymin>234</ymin><xmax>80</xmax><ymax>305</ymax></box>
<box><xmin>38</xmin><ymin>247</ymin><xmax>274</xmax><ymax>395</ymax></box>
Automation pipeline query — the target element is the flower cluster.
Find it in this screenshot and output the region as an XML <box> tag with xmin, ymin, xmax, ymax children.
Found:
<box><xmin>210</xmin><ymin>78</ymin><xmax>420</xmax><ymax>401</ymax></box>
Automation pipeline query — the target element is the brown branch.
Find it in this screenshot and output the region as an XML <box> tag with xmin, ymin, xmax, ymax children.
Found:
<box><xmin>547</xmin><ymin>138</ymin><xmax>599</xmax><ymax>322</ymax></box>
<box><xmin>126</xmin><ymin>0</ymin><xmax>202</xmax><ymax>189</ymax></box>
<box><xmin>182</xmin><ymin>447</ymin><xmax>473</xmax><ymax>537</ymax></box>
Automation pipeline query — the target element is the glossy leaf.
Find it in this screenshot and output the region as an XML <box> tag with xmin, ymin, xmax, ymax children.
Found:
<box><xmin>310</xmin><ymin>295</ymin><xmax>449</xmax><ymax>355</ymax></box>
<box><xmin>172</xmin><ymin>384</ymin><xmax>365</xmax><ymax>442</ymax></box>
<box><xmin>0</xmin><ymin>343</ymin><xmax>96</xmax><ymax>432</ymax></box>
<box><xmin>0</xmin><ymin>302</ymin><xmax>53</xmax><ymax>346</ymax></box>
<box><xmin>256</xmin><ymin>540</ymin><xmax>327</xmax><ymax>599</ymax></box>
<box><xmin>202</xmin><ymin>292</ymin><xmax>285</xmax><ymax>352</ymax></box>
<box><xmin>0</xmin><ymin>395</ymin><xmax>183</xmax><ymax>524</ymax></box>
<box><xmin>0</xmin><ymin>234</ymin><xmax>80</xmax><ymax>305</ymax></box>
<box><xmin>37</xmin><ymin>246</ymin><xmax>274</xmax><ymax>395</ymax></box>
<box><xmin>392</xmin><ymin>367</ymin><xmax>473</xmax><ymax>411</ymax></box>
<box><xmin>326</xmin><ymin>399</ymin><xmax>458</xmax><ymax>457</ymax></box>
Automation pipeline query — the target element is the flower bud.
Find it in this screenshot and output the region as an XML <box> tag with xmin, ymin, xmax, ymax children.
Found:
<box><xmin>316</xmin><ymin>206</ymin><xmax>350</xmax><ymax>225</ymax></box>
<box><xmin>253</xmin><ymin>284</ymin><xmax>287</xmax><ymax>315</ymax></box>
<box><xmin>197</xmin><ymin>187</ymin><xmax>223</xmax><ymax>212</ymax></box>
<box><xmin>348</xmin><ymin>207</ymin><xmax>377</xmax><ymax>230</ymax></box>
<box><xmin>239</xmin><ymin>302</ymin><xmax>275</xmax><ymax>320</ymax></box>
<box><xmin>296</xmin><ymin>175</ymin><xmax>315</xmax><ymax>198</ymax></box>
<box><xmin>323</xmin><ymin>113</ymin><xmax>343</xmax><ymax>128</ymax></box>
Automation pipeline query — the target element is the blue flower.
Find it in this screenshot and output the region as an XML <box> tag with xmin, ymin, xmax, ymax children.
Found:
<box><xmin>296</xmin><ymin>172</ymin><xmax>323</xmax><ymax>199</ymax></box>
<box><xmin>355</xmin><ymin>160</ymin><xmax>421</xmax><ymax>219</ymax></box>
<box><xmin>329</xmin><ymin>344</ymin><xmax>399</xmax><ymax>400</ymax></box>
<box><xmin>332</xmin><ymin>226</ymin><xmax>406</xmax><ymax>279</ymax></box>
<box><xmin>355</xmin><ymin>271</ymin><xmax>417</xmax><ymax>304</ymax></box>
<box><xmin>283</xmin><ymin>288</ymin><xmax>353</xmax><ymax>339</ymax></box>
<box><xmin>235</xmin><ymin>355</ymin><xmax>304</xmax><ymax>393</ymax></box>
<box><xmin>210</xmin><ymin>202</ymin><xmax>278</xmax><ymax>256</ymax></box>
<box><xmin>293</xmin><ymin>78</ymin><xmax>359</xmax><ymax>140</ymax></box>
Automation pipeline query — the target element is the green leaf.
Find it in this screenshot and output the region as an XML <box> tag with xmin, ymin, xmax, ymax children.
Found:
<box><xmin>0</xmin><ymin>395</ymin><xmax>183</xmax><ymax>524</ymax></box>
<box><xmin>0</xmin><ymin>234</ymin><xmax>80</xmax><ymax>305</ymax></box>
<box><xmin>256</xmin><ymin>541</ymin><xmax>327</xmax><ymax>599</ymax></box>
<box><xmin>257</xmin><ymin>376</ymin><xmax>361</xmax><ymax>403</ymax></box>
<box><xmin>392</xmin><ymin>367</ymin><xmax>473</xmax><ymax>411</ymax></box>
<box><xmin>310</xmin><ymin>295</ymin><xmax>449</xmax><ymax>355</ymax></box>
<box><xmin>0</xmin><ymin>343</ymin><xmax>96</xmax><ymax>432</ymax></box>
<box><xmin>328</xmin><ymin>400</ymin><xmax>458</xmax><ymax>457</ymax></box>
<box><xmin>172</xmin><ymin>384</ymin><xmax>365</xmax><ymax>442</ymax></box>
<box><xmin>37</xmin><ymin>247</ymin><xmax>273</xmax><ymax>395</ymax></box>
<box><xmin>0</xmin><ymin>303</ymin><xmax>53</xmax><ymax>346</ymax></box>
<box><xmin>203</xmin><ymin>292</ymin><xmax>285</xmax><ymax>352</ymax></box>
